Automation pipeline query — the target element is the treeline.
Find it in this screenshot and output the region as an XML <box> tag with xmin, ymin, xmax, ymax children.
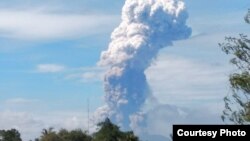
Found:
<box><xmin>0</xmin><ymin>118</ymin><xmax>139</xmax><ymax>141</ymax></box>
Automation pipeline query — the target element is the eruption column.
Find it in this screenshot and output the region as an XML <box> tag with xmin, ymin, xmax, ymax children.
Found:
<box><xmin>98</xmin><ymin>0</ymin><xmax>191</xmax><ymax>129</ymax></box>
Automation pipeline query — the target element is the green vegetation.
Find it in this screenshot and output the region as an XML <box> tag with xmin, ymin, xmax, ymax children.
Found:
<box><xmin>0</xmin><ymin>118</ymin><xmax>139</xmax><ymax>141</ymax></box>
<box><xmin>0</xmin><ymin>129</ymin><xmax>22</xmax><ymax>141</ymax></box>
<box><xmin>39</xmin><ymin>127</ymin><xmax>92</xmax><ymax>141</ymax></box>
<box><xmin>220</xmin><ymin>10</ymin><xmax>250</xmax><ymax>124</ymax></box>
<box><xmin>93</xmin><ymin>118</ymin><xmax>139</xmax><ymax>141</ymax></box>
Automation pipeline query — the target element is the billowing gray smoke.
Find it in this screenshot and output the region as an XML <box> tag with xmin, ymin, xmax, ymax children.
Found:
<box><xmin>97</xmin><ymin>0</ymin><xmax>191</xmax><ymax>129</ymax></box>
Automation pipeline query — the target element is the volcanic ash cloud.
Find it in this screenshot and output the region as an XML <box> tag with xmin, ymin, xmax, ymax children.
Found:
<box><xmin>97</xmin><ymin>0</ymin><xmax>191</xmax><ymax>129</ymax></box>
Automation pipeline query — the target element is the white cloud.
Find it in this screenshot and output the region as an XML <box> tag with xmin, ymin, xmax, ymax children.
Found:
<box><xmin>139</xmin><ymin>104</ymin><xmax>222</xmax><ymax>139</ymax></box>
<box><xmin>0</xmin><ymin>9</ymin><xmax>119</xmax><ymax>40</ymax></box>
<box><xmin>36</xmin><ymin>64</ymin><xmax>65</xmax><ymax>73</ymax></box>
<box><xmin>66</xmin><ymin>72</ymin><xmax>102</xmax><ymax>83</ymax></box>
<box><xmin>146</xmin><ymin>54</ymin><xmax>231</xmax><ymax>107</ymax></box>
<box><xmin>0</xmin><ymin>110</ymin><xmax>93</xmax><ymax>141</ymax></box>
<box><xmin>65</xmin><ymin>66</ymin><xmax>104</xmax><ymax>83</ymax></box>
<box><xmin>0</xmin><ymin>111</ymin><xmax>44</xmax><ymax>141</ymax></box>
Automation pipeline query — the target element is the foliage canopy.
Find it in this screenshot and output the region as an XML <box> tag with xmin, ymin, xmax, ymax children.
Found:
<box><xmin>220</xmin><ymin>9</ymin><xmax>250</xmax><ymax>124</ymax></box>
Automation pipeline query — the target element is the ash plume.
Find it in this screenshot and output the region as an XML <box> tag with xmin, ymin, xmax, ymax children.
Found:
<box><xmin>96</xmin><ymin>0</ymin><xmax>191</xmax><ymax>130</ymax></box>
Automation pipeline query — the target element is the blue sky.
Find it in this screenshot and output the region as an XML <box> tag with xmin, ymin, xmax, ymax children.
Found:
<box><xmin>0</xmin><ymin>0</ymin><xmax>250</xmax><ymax>140</ymax></box>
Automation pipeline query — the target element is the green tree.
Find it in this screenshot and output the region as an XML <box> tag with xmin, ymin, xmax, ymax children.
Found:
<box><xmin>35</xmin><ymin>128</ymin><xmax>92</xmax><ymax>141</ymax></box>
<box><xmin>58</xmin><ymin>129</ymin><xmax>92</xmax><ymax>141</ymax></box>
<box><xmin>93</xmin><ymin>118</ymin><xmax>139</xmax><ymax>141</ymax></box>
<box><xmin>220</xmin><ymin>9</ymin><xmax>250</xmax><ymax>124</ymax></box>
<box><xmin>93</xmin><ymin>118</ymin><xmax>122</xmax><ymax>141</ymax></box>
<box><xmin>0</xmin><ymin>129</ymin><xmax>22</xmax><ymax>141</ymax></box>
<box><xmin>33</xmin><ymin>119</ymin><xmax>139</xmax><ymax>141</ymax></box>
<box><xmin>40</xmin><ymin>128</ymin><xmax>61</xmax><ymax>141</ymax></box>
